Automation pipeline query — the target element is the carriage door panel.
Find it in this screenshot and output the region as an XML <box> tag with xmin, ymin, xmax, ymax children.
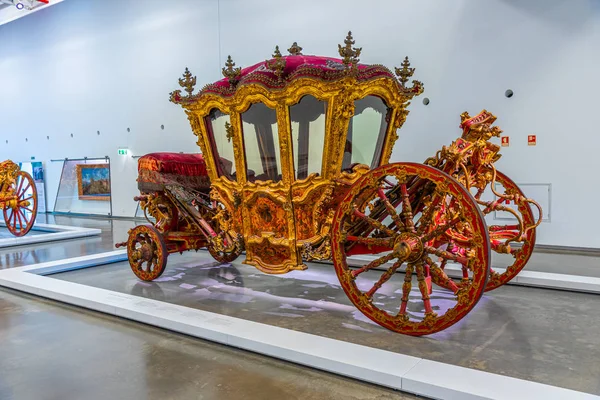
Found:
<box><xmin>240</xmin><ymin>103</ymin><xmax>300</xmax><ymax>273</ymax></box>
<box><xmin>289</xmin><ymin>96</ymin><xmax>332</xmax><ymax>244</ymax></box>
<box><xmin>204</xmin><ymin>109</ymin><xmax>244</xmax><ymax>234</ymax></box>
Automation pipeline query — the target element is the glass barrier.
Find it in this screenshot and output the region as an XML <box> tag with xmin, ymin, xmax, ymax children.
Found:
<box><xmin>53</xmin><ymin>159</ymin><xmax>112</xmax><ymax>216</ymax></box>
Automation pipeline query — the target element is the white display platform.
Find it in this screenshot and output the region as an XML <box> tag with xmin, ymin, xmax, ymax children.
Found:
<box><xmin>0</xmin><ymin>250</ymin><xmax>597</xmax><ymax>400</ymax></box>
<box><xmin>0</xmin><ymin>222</ymin><xmax>102</xmax><ymax>248</ymax></box>
<box><xmin>348</xmin><ymin>255</ymin><xmax>600</xmax><ymax>294</ymax></box>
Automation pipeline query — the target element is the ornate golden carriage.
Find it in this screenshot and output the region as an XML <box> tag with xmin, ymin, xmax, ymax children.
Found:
<box><xmin>119</xmin><ymin>33</ymin><xmax>541</xmax><ymax>336</ymax></box>
<box><xmin>0</xmin><ymin>160</ymin><xmax>38</xmax><ymax>236</ymax></box>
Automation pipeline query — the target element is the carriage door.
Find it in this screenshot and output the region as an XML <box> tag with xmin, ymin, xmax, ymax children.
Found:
<box><xmin>239</xmin><ymin>102</ymin><xmax>301</xmax><ymax>274</ymax></box>
<box><xmin>289</xmin><ymin>96</ymin><xmax>331</xmax><ymax>251</ymax></box>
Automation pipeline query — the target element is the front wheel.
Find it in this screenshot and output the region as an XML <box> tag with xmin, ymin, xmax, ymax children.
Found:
<box><xmin>126</xmin><ymin>225</ymin><xmax>168</xmax><ymax>281</ymax></box>
<box><xmin>331</xmin><ymin>162</ymin><xmax>490</xmax><ymax>336</ymax></box>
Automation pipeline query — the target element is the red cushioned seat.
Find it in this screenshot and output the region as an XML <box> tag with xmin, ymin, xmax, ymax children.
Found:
<box><xmin>138</xmin><ymin>152</ymin><xmax>208</xmax><ymax>176</ymax></box>
<box><xmin>137</xmin><ymin>152</ymin><xmax>212</xmax><ymax>192</ymax></box>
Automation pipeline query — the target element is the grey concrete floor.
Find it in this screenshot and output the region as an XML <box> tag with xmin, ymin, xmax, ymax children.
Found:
<box><xmin>0</xmin><ymin>214</ymin><xmax>599</xmax><ymax>398</ymax></box>
<box><xmin>0</xmin><ymin>288</ymin><xmax>420</xmax><ymax>400</ymax></box>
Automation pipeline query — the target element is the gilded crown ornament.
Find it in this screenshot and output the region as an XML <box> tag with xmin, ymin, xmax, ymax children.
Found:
<box><xmin>222</xmin><ymin>55</ymin><xmax>242</xmax><ymax>86</ymax></box>
<box><xmin>395</xmin><ymin>57</ymin><xmax>414</xmax><ymax>87</ymax></box>
<box><xmin>169</xmin><ymin>67</ymin><xmax>196</xmax><ymax>104</ymax></box>
<box><xmin>338</xmin><ymin>31</ymin><xmax>362</xmax><ymax>68</ymax></box>
<box><xmin>394</xmin><ymin>56</ymin><xmax>424</xmax><ymax>97</ymax></box>
<box><xmin>265</xmin><ymin>45</ymin><xmax>286</xmax><ymax>81</ymax></box>
<box><xmin>287</xmin><ymin>42</ymin><xmax>303</xmax><ymax>55</ymax></box>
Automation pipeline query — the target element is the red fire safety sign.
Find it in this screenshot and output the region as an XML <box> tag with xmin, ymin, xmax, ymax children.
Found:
<box><xmin>528</xmin><ymin>135</ymin><xmax>537</xmax><ymax>146</ymax></box>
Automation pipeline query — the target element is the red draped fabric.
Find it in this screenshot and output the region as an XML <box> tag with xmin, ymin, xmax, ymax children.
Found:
<box><xmin>138</xmin><ymin>152</ymin><xmax>208</xmax><ymax>176</ymax></box>
<box><xmin>198</xmin><ymin>55</ymin><xmax>404</xmax><ymax>98</ymax></box>
<box><xmin>137</xmin><ymin>152</ymin><xmax>211</xmax><ymax>192</ymax></box>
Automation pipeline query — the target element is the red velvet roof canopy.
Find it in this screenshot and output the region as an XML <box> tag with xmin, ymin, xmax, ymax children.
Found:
<box><xmin>171</xmin><ymin>54</ymin><xmax>421</xmax><ymax>103</ymax></box>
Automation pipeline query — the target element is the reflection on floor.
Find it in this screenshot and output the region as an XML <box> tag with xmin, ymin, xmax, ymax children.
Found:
<box><xmin>0</xmin><ymin>227</ymin><xmax>45</xmax><ymax>239</ymax></box>
<box><xmin>52</xmin><ymin>251</ymin><xmax>600</xmax><ymax>395</ymax></box>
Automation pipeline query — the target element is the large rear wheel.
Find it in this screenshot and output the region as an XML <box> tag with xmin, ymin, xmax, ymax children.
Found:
<box><xmin>331</xmin><ymin>162</ymin><xmax>490</xmax><ymax>336</ymax></box>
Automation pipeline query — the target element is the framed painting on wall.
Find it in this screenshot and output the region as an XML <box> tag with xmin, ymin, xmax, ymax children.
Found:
<box><xmin>76</xmin><ymin>164</ymin><xmax>111</xmax><ymax>201</ymax></box>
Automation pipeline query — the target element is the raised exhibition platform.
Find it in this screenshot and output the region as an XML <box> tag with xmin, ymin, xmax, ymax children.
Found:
<box><xmin>0</xmin><ymin>250</ymin><xmax>599</xmax><ymax>399</ymax></box>
<box><xmin>0</xmin><ymin>222</ymin><xmax>102</xmax><ymax>248</ymax></box>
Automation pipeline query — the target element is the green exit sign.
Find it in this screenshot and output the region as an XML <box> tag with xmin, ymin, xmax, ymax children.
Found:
<box><xmin>118</xmin><ymin>148</ymin><xmax>129</xmax><ymax>156</ymax></box>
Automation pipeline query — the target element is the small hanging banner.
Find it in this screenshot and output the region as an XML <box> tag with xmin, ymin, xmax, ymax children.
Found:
<box><xmin>501</xmin><ymin>136</ymin><xmax>510</xmax><ymax>147</ymax></box>
<box><xmin>528</xmin><ymin>135</ymin><xmax>537</xmax><ymax>146</ymax></box>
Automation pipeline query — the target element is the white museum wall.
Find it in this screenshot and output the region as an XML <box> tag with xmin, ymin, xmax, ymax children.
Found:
<box><xmin>0</xmin><ymin>0</ymin><xmax>599</xmax><ymax>248</ymax></box>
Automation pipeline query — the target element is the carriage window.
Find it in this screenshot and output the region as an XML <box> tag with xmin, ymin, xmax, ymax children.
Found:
<box><xmin>206</xmin><ymin>109</ymin><xmax>236</xmax><ymax>180</ymax></box>
<box><xmin>341</xmin><ymin>96</ymin><xmax>390</xmax><ymax>171</ymax></box>
<box><xmin>290</xmin><ymin>96</ymin><xmax>327</xmax><ymax>180</ymax></box>
<box><xmin>241</xmin><ymin>103</ymin><xmax>281</xmax><ymax>182</ymax></box>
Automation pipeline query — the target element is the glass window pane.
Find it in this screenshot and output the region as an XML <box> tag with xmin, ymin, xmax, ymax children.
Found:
<box><xmin>342</xmin><ymin>96</ymin><xmax>390</xmax><ymax>170</ymax></box>
<box><xmin>241</xmin><ymin>103</ymin><xmax>281</xmax><ymax>183</ymax></box>
<box><xmin>290</xmin><ymin>96</ymin><xmax>327</xmax><ymax>180</ymax></box>
<box><xmin>206</xmin><ymin>109</ymin><xmax>236</xmax><ymax>180</ymax></box>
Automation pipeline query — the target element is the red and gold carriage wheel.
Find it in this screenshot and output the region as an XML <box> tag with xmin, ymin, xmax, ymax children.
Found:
<box><xmin>331</xmin><ymin>162</ymin><xmax>490</xmax><ymax>336</ymax></box>
<box><xmin>127</xmin><ymin>225</ymin><xmax>168</xmax><ymax>281</ymax></box>
<box><xmin>3</xmin><ymin>171</ymin><xmax>38</xmax><ymax>237</ymax></box>
<box><xmin>482</xmin><ymin>171</ymin><xmax>537</xmax><ymax>291</ymax></box>
<box><xmin>207</xmin><ymin>234</ymin><xmax>243</xmax><ymax>263</ymax></box>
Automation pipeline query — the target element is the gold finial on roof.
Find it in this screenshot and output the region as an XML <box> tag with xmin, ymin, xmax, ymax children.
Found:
<box><xmin>395</xmin><ymin>57</ymin><xmax>415</xmax><ymax>87</ymax></box>
<box><xmin>395</xmin><ymin>56</ymin><xmax>424</xmax><ymax>98</ymax></box>
<box><xmin>222</xmin><ymin>55</ymin><xmax>242</xmax><ymax>86</ymax></box>
<box><xmin>338</xmin><ymin>31</ymin><xmax>362</xmax><ymax>68</ymax></box>
<box><xmin>170</xmin><ymin>67</ymin><xmax>196</xmax><ymax>104</ymax></box>
<box><xmin>266</xmin><ymin>45</ymin><xmax>286</xmax><ymax>81</ymax></box>
<box><xmin>287</xmin><ymin>42</ymin><xmax>303</xmax><ymax>55</ymax></box>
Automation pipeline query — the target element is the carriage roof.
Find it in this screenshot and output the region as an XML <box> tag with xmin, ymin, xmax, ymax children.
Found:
<box><xmin>169</xmin><ymin>32</ymin><xmax>424</xmax><ymax>185</ymax></box>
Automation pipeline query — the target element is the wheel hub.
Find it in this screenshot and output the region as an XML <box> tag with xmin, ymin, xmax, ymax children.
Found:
<box><xmin>393</xmin><ymin>232</ymin><xmax>424</xmax><ymax>263</ymax></box>
<box><xmin>139</xmin><ymin>242</ymin><xmax>154</xmax><ymax>261</ymax></box>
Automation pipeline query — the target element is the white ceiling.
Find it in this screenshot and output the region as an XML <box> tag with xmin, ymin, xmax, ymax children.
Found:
<box><xmin>0</xmin><ymin>0</ymin><xmax>64</xmax><ymax>27</ymax></box>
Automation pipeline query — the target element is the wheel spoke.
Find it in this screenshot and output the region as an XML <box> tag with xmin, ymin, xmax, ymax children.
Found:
<box><xmin>365</xmin><ymin>259</ymin><xmax>404</xmax><ymax>299</ymax></box>
<box><xmin>425</xmin><ymin>245</ymin><xmax>469</xmax><ymax>265</ymax></box>
<box><xmin>20</xmin><ymin>183</ymin><xmax>31</xmax><ymax>196</ymax></box>
<box><xmin>376</xmin><ymin>187</ymin><xmax>404</xmax><ymax>231</ymax></box>
<box><xmin>421</xmin><ymin>216</ymin><xmax>462</xmax><ymax>243</ymax></box>
<box><xmin>399</xmin><ymin>184</ymin><xmax>415</xmax><ymax>232</ymax></box>
<box><xmin>18</xmin><ymin>208</ymin><xmax>30</xmax><ymax>224</ymax></box>
<box><xmin>15</xmin><ymin>176</ymin><xmax>24</xmax><ymax>195</ymax></box>
<box><xmin>352</xmin><ymin>207</ymin><xmax>396</xmax><ymax>237</ymax></box>
<box><xmin>351</xmin><ymin>252</ymin><xmax>396</xmax><ymax>278</ymax></box>
<box><xmin>416</xmin><ymin>262</ymin><xmax>434</xmax><ymax>315</ymax></box>
<box><xmin>416</xmin><ymin>195</ymin><xmax>443</xmax><ymax>235</ymax></box>
<box><xmin>429</xmin><ymin>260</ymin><xmax>460</xmax><ymax>293</ymax></box>
<box><xmin>398</xmin><ymin>263</ymin><xmax>414</xmax><ymax>316</ymax></box>
<box><xmin>345</xmin><ymin>235</ymin><xmax>395</xmax><ymax>248</ymax></box>
<box><xmin>15</xmin><ymin>209</ymin><xmax>23</xmax><ymax>230</ymax></box>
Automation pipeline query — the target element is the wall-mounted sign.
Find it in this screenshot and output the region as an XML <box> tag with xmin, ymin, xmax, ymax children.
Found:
<box><xmin>117</xmin><ymin>148</ymin><xmax>129</xmax><ymax>156</ymax></box>
<box><xmin>528</xmin><ymin>135</ymin><xmax>537</xmax><ymax>146</ymax></box>
<box><xmin>501</xmin><ymin>136</ymin><xmax>509</xmax><ymax>147</ymax></box>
